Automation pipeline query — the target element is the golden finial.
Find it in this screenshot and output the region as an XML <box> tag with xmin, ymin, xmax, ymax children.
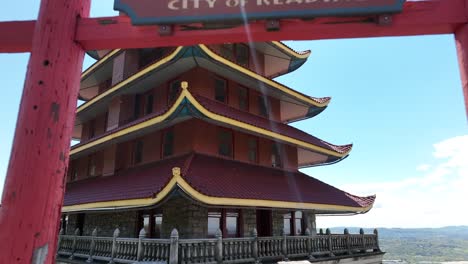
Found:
<box><xmin>181</xmin><ymin>81</ymin><xmax>188</xmax><ymax>89</ymax></box>
<box><xmin>172</xmin><ymin>167</ymin><xmax>181</xmax><ymax>177</ymax></box>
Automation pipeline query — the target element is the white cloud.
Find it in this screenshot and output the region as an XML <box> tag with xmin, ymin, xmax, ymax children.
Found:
<box><xmin>416</xmin><ymin>164</ymin><xmax>431</xmax><ymax>171</ymax></box>
<box><xmin>317</xmin><ymin>135</ymin><xmax>468</xmax><ymax>229</ymax></box>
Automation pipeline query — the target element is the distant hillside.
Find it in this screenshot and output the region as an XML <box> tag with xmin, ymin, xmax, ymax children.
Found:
<box><xmin>322</xmin><ymin>226</ymin><xmax>468</xmax><ymax>263</ymax></box>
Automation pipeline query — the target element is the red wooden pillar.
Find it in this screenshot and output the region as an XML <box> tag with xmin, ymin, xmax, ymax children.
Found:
<box><xmin>0</xmin><ymin>0</ymin><xmax>90</xmax><ymax>263</ymax></box>
<box><xmin>456</xmin><ymin>23</ymin><xmax>468</xmax><ymax>118</ymax></box>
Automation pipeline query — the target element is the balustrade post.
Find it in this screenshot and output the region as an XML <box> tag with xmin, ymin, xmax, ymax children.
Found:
<box><xmin>319</xmin><ymin>228</ymin><xmax>323</xmax><ymax>235</ymax></box>
<box><xmin>373</xmin><ymin>229</ymin><xmax>380</xmax><ymax>252</ymax></box>
<box><xmin>251</xmin><ymin>228</ymin><xmax>260</xmax><ymax>264</ymax></box>
<box><xmin>305</xmin><ymin>228</ymin><xmax>315</xmax><ymax>260</ymax></box>
<box><xmin>56</xmin><ymin>228</ymin><xmax>63</xmax><ymax>259</ymax></box>
<box><xmin>215</xmin><ymin>229</ymin><xmax>223</xmax><ymax>264</ymax></box>
<box><xmin>344</xmin><ymin>228</ymin><xmax>351</xmax><ymax>255</ymax></box>
<box><xmin>169</xmin><ymin>228</ymin><xmax>179</xmax><ymax>264</ymax></box>
<box><xmin>360</xmin><ymin>228</ymin><xmax>366</xmax><ymax>253</ymax></box>
<box><xmin>86</xmin><ymin>228</ymin><xmax>98</xmax><ymax>263</ymax></box>
<box><xmin>69</xmin><ymin>228</ymin><xmax>80</xmax><ymax>260</ymax></box>
<box><xmin>109</xmin><ymin>228</ymin><xmax>120</xmax><ymax>264</ymax></box>
<box><xmin>326</xmin><ymin>228</ymin><xmax>334</xmax><ymax>257</ymax></box>
<box><xmin>282</xmin><ymin>231</ymin><xmax>289</xmax><ymax>261</ymax></box>
<box><xmin>137</xmin><ymin>228</ymin><xmax>147</xmax><ymax>261</ymax></box>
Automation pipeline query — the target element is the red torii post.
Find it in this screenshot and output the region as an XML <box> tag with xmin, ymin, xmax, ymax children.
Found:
<box><xmin>0</xmin><ymin>0</ymin><xmax>91</xmax><ymax>263</ymax></box>
<box><xmin>0</xmin><ymin>0</ymin><xmax>467</xmax><ymax>263</ymax></box>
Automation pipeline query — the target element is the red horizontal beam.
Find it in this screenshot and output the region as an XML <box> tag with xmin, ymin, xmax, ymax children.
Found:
<box><xmin>0</xmin><ymin>0</ymin><xmax>467</xmax><ymax>53</ymax></box>
<box><xmin>0</xmin><ymin>20</ymin><xmax>35</xmax><ymax>53</ymax></box>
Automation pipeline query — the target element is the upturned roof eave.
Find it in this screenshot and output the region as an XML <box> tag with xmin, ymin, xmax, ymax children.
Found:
<box><xmin>76</xmin><ymin>44</ymin><xmax>328</xmax><ymax>125</ymax></box>
<box><xmin>70</xmin><ymin>85</ymin><xmax>351</xmax><ymax>163</ymax></box>
<box><xmin>62</xmin><ymin>154</ymin><xmax>375</xmax><ymax>213</ymax></box>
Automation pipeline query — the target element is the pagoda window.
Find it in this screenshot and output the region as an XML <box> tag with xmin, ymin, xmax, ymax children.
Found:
<box><xmin>221</xmin><ymin>43</ymin><xmax>249</xmax><ymax>68</ymax></box>
<box><xmin>208</xmin><ymin>209</ymin><xmax>241</xmax><ymax>238</ymax></box>
<box><xmin>214</xmin><ymin>78</ymin><xmax>227</xmax><ymax>103</ymax></box>
<box><xmin>225</xmin><ymin>211</ymin><xmax>240</xmax><ymax>237</ymax></box>
<box><xmin>271</xmin><ymin>143</ymin><xmax>282</xmax><ymax>168</ymax></box>
<box><xmin>168</xmin><ymin>80</ymin><xmax>181</xmax><ymax>104</ymax></box>
<box><xmin>87</xmin><ymin>154</ymin><xmax>96</xmax><ymax>177</ymax></box>
<box><xmin>248</xmin><ymin>137</ymin><xmax>258</xmax><ymax>163</ymax></box>
<box><xmin>134</xmin><ymin>140</ymin><xmax>144</xmax><ymax>164</ymax></box>
<box><xmin>145</xmin><ymin>93</ymin><xmax>154</xmax><ymax>115</ymax></box>
<box><xmin>162</xmin><ymin>129</ymin><xmax>174</xmax><ymax>158</ymax></box>
<box><xmin>258</xmin><ymin>96</ymin><xmax>269</xmax><ymax>118</ymax></box>
<box><xmin>221</xmin><ymin>43</ymin><xmax>235</xmax><ymax>61</ymax></box>
<box><xmin>238</xmin><ymin>86</ymin><xmax>249</xmax><ymax>111</ymax></box>
<box><xmin>138</xmin><ymin>210</ymin><xmax>163</xmax><ymax>238</ymax></box>
<box><xmin>70</xmin><ymin>164</ymin><xmax>78</xmax><ymax>182</ymax></box>
<box><xmin>208</xmin><ymin>211</ymin><xmax>222</xmax><ymax>237</ymax></box>
<box><xmin>283</xmin><ymin>211</ymin><xmax>305</xmax><ymax>236</ymax></box>
<box><xmin>235</xmin><ymin>44</ymin><xmax>250</xmax><ymax>68</ymax></box>
<box><xmin>218</xmin><ymin>129</ymin><xmax>233</xmax><ymax>158</ymax></box>
<box><xmin>134</xmin><ymin>94</ymin><xmax>142</xmax><ymax>120</ymax></box>
<box><xmin>139</xmin><ymin>48</ymin><xmax>165</xmax><ymax>69</ymax></box>
<box><xmin>88</xmin><ymin>119</ymin><xmax>96</xmax><ymax>139</ymax></box>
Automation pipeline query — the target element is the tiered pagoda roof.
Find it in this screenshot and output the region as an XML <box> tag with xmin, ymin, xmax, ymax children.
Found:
<box><xmin>66</xmin><ymin>41</ymin><xmax>375</xmax><ymax>216</ymax></box>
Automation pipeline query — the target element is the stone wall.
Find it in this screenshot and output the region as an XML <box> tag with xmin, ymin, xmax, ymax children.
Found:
<box><xmin>272</xmin><ymin>210</ymin><xmax>287</xmax><ymax>236</ymax></box>
<box><xmin>82</xmin><ymin>211</ymin><xmax>139</xmax><ymax>237</ymax></box>
<box><xmin>160</xmin><ymin>195</ymin><xmax>208</xmax><ymax>239</ymax></box>
<box><xmin>304</xmin><ymin>211</ymin><xmax>317</xmax><ymax>235</ymax></box>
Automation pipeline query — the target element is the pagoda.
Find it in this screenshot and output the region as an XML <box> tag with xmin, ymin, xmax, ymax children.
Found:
<box><xmin>61</xmin><ymin>42</ymin><xmax>376</xmax><ymax>243</ymax></box>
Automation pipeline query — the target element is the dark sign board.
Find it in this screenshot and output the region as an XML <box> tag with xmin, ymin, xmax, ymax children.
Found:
<box><xmin>114</xmin><ymin>0</ymin><xmax>405</xmax><ymax>25</ymax></box>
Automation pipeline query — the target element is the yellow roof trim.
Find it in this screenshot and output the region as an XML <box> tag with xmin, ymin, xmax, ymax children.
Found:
<box><xmin>81</xmin><ymin>49</ymin><xmax>121</xmax><ymax>82</ymax></box>
<box><xmin>77</xmin><ymin>47</ymin><xmax>184</xmax><ymax>114</ymax></box>
<box><xmin>62</xmin><ymin>167</ymin><xmax>373</xmax><ymax>213</ymax></box>
<box><xmin>198</xmin><ymin>44</ymin><xmax>326</xmax><ymax>107</ymax></box>
<box><xmin>270</xmin><ymin>41</ymin><xmax>311</xmax><ymax>59</ymax></box>
<box><xmin>70</xmin><ymin>84</ymin><xmax>349</xmax><ymax>158</ymax></box>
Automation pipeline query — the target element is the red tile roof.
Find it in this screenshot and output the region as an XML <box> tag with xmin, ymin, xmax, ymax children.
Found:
<box><xmin>194</xmin><ymin>94</ymin><xmax>352</xmax><ymax>155</ymax></box>
<box><xmin>63</xmin><ymin>155</ymin><xmax>186</xmax><ymax>206</ymax></box>
<box><xmin>64</xmin><ymin>153</ymin><xmax>374</xmax><ymax>210</ymax></box>
<box><xmin>183</xmin><ymin>154</ymin><xmax>374</xmax><ymax>208</ymax></box>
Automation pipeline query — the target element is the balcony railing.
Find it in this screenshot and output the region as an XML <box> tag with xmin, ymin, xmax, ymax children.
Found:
<box><xmin>57</xmin><ymin>227</ymin><xmax>381</xmax><ymax>264</ymax></box>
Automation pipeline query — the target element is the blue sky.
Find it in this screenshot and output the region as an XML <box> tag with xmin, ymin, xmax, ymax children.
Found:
<box><xmin>1</xmin><ymin>1</ymin><xmax>467</xmax><ymax>228</ymax></box>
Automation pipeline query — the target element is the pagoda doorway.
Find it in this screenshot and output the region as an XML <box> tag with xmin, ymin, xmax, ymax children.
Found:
<box><xmin>256</xmin><ymin>209</ymin><xmax>272</xmax><ymax>237</ymax></box>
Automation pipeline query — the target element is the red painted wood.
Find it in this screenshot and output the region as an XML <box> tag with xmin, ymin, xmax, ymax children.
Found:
<box><xmin>456</xmin><ymin>23</ymin><xmax>468</xmax><ymax>119</ymax></box>
<box><xmin>0</xmin><ymin>0</ymin><xmax>467</xmax><ymax>53</ymax></box>
<box><xmin>0</xmin><ymin>0</ymin><xmax>90</xmax><ymax>263</ymax></box>
<box><xmin>75</xmin><ymin>0</ymin><xmax>467</xmax><ymax>50</ymax></box>
<box><xmin>0</xmin><ymin>20</ymin><xmax>35</xmax><ymax>53</ymax></box>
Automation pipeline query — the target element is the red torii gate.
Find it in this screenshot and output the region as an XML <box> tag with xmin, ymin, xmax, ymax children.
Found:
<box><xmin>0</xmin><ymin>0</ymin><xmax>466</xmax><ymax>263</ymax></box>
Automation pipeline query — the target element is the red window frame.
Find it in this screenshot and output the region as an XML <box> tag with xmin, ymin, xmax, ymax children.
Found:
<box><xmin>217</xmin><ymin>127</ymin><xmax>234</xmax><ymax>158</ymax></box>
<box><xmin>247</xmin><ymin>136</ymin><xmax>259</xmax><ymax>164</ymax></box>
<box><xmin>167</xmin><ymin>79</ymin><xmax>181</xmax><ymax>105</ymax></box>
<box><xmin>133</xmin><ymin>139</ymin><xmax>144</xmax><ymax>165</ymax></box>
<box><xmin>214</xmin><ymin>76</ymin><xmax>228</xmax><ymax>104</ymax></box>
<box><xmin>161</xmin><ymin>128</ymin><xmax>175</xmax><ymax>158</ymax></box>
<box><xmin>238</xmin><ymin>86</ymin><xmax>249</xmax><ymax>111</ymax></box>
<box><xmin>221</xmin><ymin>43</ymin><xmax>250</xmax><ymax>68</ymax></box>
